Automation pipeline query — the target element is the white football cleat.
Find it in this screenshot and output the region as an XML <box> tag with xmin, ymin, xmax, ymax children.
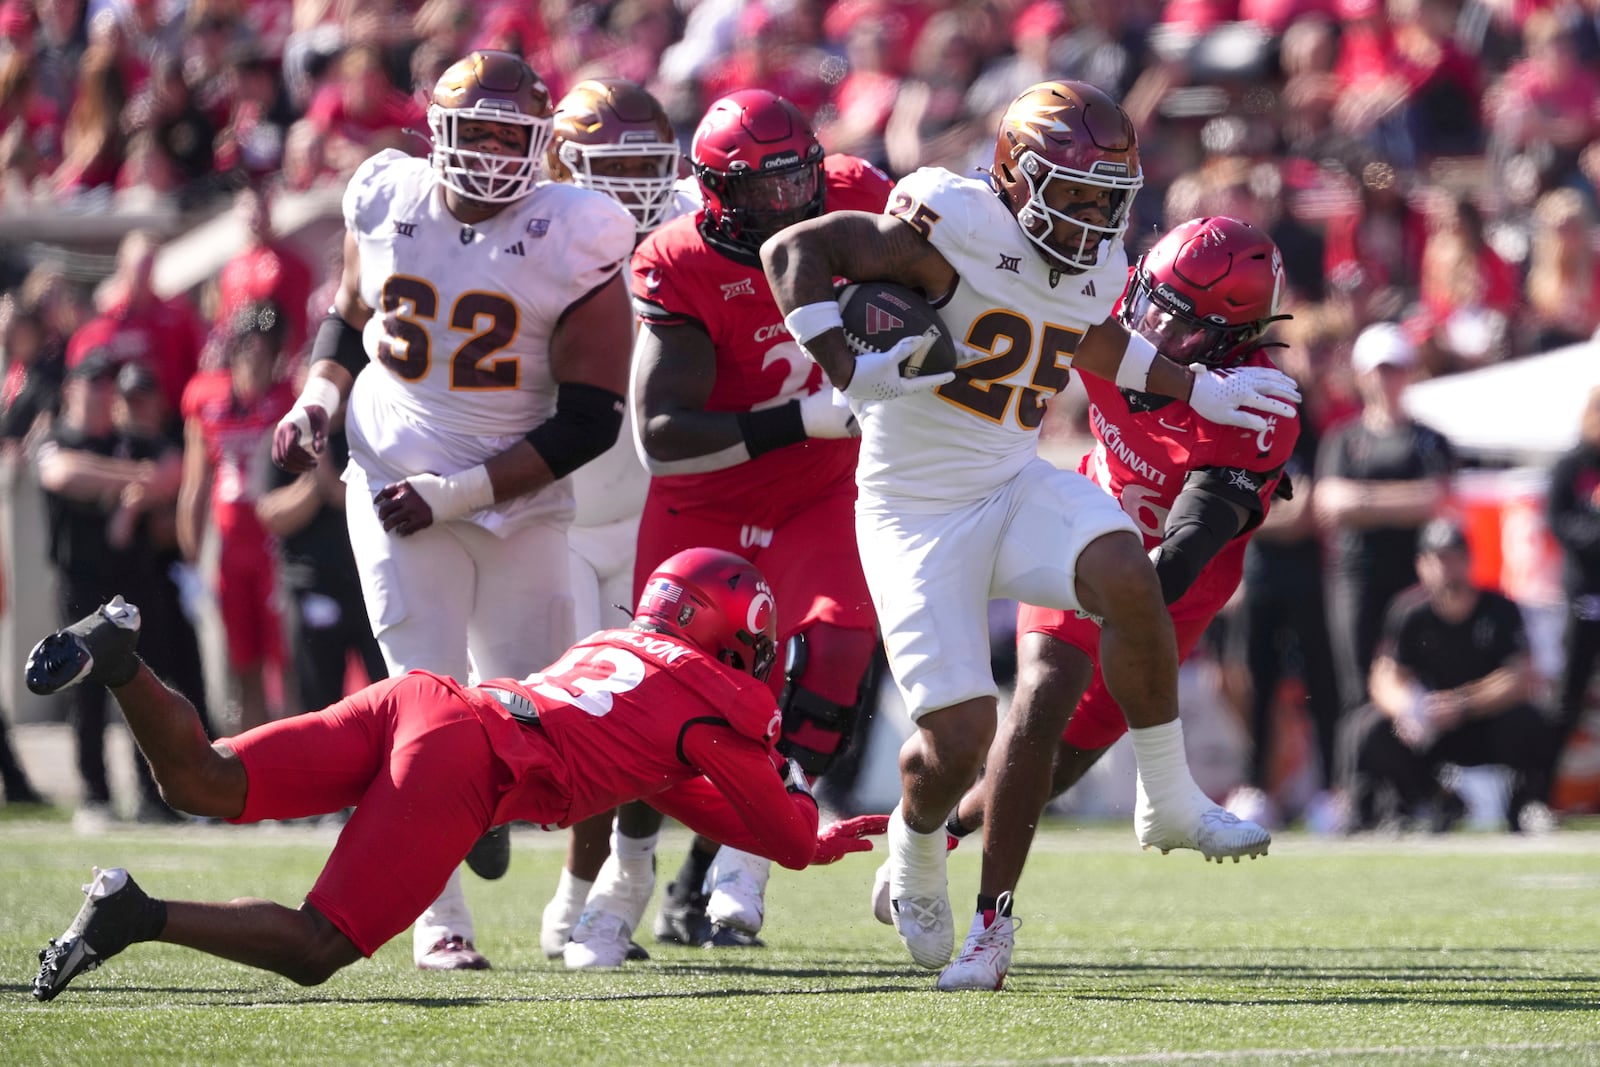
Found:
<box><xmin>705</xmin><ymin>847</ymin><xmax>770</xmax><ymax>935</ymax></box>
<box><xmin>886</xmin><ymin>822</ymin><xmax>954</xmax><ymax>969</ymax></box>
<box><xmin>540</xmin><ymin>891</ymin><xmax>585</xmax><ymax>959</ymax></box>
<box><xmin>1137</xmin><ymin>782</ymin><xmax>1271</xmax><ymax>862</ymax></box>
<box><xmin>871</xmin><ymin>860</ymin><xmax>892</xmax><ymax>925</ymax></box>
<box><xmin>564</xmin><ymin>909</ymin><xmax>633</xmax><ymax>970</ymax></box>
<box><xmin>936</xmin><ymin>892</ymin><xmax>1020</xmax><ymax>992</ymax></box>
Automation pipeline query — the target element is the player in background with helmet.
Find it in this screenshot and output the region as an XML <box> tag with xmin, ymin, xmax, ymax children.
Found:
<box><xmin>938</xmin><ymin>216</ymin><xmax>1302</xmax><ymax>990</ymax></box>
<box><xmin>556</xmin><ymin>88</ymin><xmax>900</xmax><ymax>970</ymax></box>
<box><xmin>763</xmin><ymin>81</ymin><xmax>1299</xmax><ymax>978</ymax></box>
<box><xmin>26</xmin><ymin>549</ymin><xmax>890</xmax><ymax>1001</ymax></box>
<box><xmin>535</xmin><ymin>77</ymin><xmax>702</xmax><ymax>961</ymax></box>
<box><xmin>268</xmin><ymin>51</ymin><xmax>638</xmax><ymax>972</ymax></box>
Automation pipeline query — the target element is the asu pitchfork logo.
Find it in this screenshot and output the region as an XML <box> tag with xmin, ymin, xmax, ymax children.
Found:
<box><xmin>865</xmin><ymin>302</ymin><xmax>905</xmax><ymax>336</ymax></box>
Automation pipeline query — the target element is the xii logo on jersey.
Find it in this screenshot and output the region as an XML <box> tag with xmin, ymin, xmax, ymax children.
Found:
<box><xmin>996</xmin><ymin>253</ymin><xmax>1021</xmax><ymax>273</ymax></box>
<box><xmin>394</xmin><ymin>222</ymin><xmax>417</xmax><ymax>238</ymax></box>
<box><xmin>721</xmin><ymin>278</ymin><xmax>756</xmax><ymax>301</ymax></box>
<box><xmin>865</xmin><ymin>302</ymin><xmax>904</xmax><ymax>336</ymax></box>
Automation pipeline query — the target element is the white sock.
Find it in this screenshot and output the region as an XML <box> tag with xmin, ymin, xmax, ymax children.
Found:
<box><xmin>888</xmin><ymin>803</ymin><xmax>947</xmax><ymax>895</ymax></box>
<box><xmin>1129</xmin><ymin>719</ymin><xmax>1209</xmax><ymax>807</ymax></box>
<box><xmin>552</xmin><ymin>867</ymin><xmax>594</xmax><ymax>917</ymax></box>
<box><xmin>612</xmin><ymin>828</ymin><xmax>659</xmax><ymax>879</ymax></box>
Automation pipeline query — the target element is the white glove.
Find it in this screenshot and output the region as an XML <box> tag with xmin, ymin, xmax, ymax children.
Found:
<box><xmin>841</xmin><ymin>335</ymin><xmax>956</xmax><ymax>404</ymax></box>
<box><xmin>797</xmin><ymin>386</ymin><xmax>859</xmax><ymax>439</ymax></box>
<box><xmin>1188</xmin><ymin>364</ymin><xmax>1301</xmax><ymax>431</ymax></box>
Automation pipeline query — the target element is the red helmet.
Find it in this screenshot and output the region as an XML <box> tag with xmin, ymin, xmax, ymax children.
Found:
<box><xmin>549</xmin><ymin>78</ymin><xmax>682</xmax><ymax>236</ymax></box>
<box><xmin>1119</xmin><ymin>216</ymin><xmax>1289</xmax><ymax>370</ymax></box>
<box><xmin>691</xmin><ymin>89</ymin><xmax>824</xmax><ymax>257</ymax></box>
<box><xmin>427</xmin><ymin>50</ymin><xmax>553</xmax><ymax>204</ymax></box>
<box><xmin>634</xmin><ymin>548</ymin><xmax>778</xmax><ymax>681</ymax></box>
<box><xmin>991</xmin><ymin>80</ymin><xmax>1143</xmax><ymax>273</ymax></box>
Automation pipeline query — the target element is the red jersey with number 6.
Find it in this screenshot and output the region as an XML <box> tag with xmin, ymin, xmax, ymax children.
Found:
<box><xmin>630</xmin><ymin>154</ymin><xmax>892</xmax><ymax>512</ymax></box>
<box><xmin>1077</xmin><ymin>347</ymin><xmax>1300</xmax><ymax>617</ymax></box>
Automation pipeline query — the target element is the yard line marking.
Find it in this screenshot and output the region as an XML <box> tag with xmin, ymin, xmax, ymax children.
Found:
<box><xmin>837</xmin><ymin>1041</ymin><xmax>1600</xmax><ymax>1066</ymax></box>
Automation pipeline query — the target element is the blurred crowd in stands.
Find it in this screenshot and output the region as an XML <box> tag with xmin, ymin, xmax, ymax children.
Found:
<box><xmin>2</xmin><ymin>0</ymin><xmax>1600</xmax><ymax>833</ymax></box>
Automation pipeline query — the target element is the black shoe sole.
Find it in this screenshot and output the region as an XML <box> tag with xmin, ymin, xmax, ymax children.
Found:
<box><xmin>25</xmin><ymin>633</ymin><xmax>92</xmax><ymax>696</ymax></box>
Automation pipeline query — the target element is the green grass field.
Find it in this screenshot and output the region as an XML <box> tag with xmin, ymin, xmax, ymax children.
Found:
<box><xmin>2</xmin><ymin>817</ymin><xmax>1598</xmax><ymax>1066</ymax></box>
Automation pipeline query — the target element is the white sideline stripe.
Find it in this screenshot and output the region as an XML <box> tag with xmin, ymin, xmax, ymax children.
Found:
<box><xmin>838</xmin><ymin>1042</ymin><xmax>1600</xmax><ymax>1066</ymax></box>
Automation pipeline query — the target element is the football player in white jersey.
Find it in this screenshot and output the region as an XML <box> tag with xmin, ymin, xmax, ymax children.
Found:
<box><xmin>270</xmin><ymin>51</ymin><xmax>638</xmax><ymax>972</ymax></box>
<box><xmin>535</xmin><ymin>77</ymin><xmax>702</xmax><ymax>963</ymax></box>
<box><xmin>762</xmin><ymin>81</ymin><xmax>1298</xmax><ymax>981</ymax></box>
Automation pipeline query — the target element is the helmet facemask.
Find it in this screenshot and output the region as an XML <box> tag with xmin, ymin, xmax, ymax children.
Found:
<box><xmin>558</xmin><ymin>139</ymin><xmax>681</xmax><ymax>234</ymax></box>
<box><xmin>701</xmin><ymin>156</ymin><xmax>823</xmax><ymax>254</ymax></box>
<box><xmin>429</xmin><ymin>106</ymin><xmax>551</xmax><ymax>204</ymax></box>
<box><xmin>1011</xmin><ymin>151</ymin><xmax>1142</xmax><ymax>273</ymax></box>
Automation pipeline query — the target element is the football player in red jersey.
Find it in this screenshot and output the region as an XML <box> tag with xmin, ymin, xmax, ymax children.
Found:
<box><xmin>938</xmin><ymin>216</ymin><xmax>1302</xmax><ymax>989</ymax></box>
<box><xmin>268</xmin><ymin>51</ymin><xmax>639</xmax><ymax>971</ymax></box>
<box><xmin>27</xmin><ymin>548</ymin><xmax>889</xmax><ymax>1002</ymax></box>
<box><xmin>176</xmin><ymin>302</ymin><xmax>298</xmax><ymax>733</ymax></box>
<box><xmin>561</xmin><ymin>89</ymin><xmax>901</xmax><ymax>965</ymax></box>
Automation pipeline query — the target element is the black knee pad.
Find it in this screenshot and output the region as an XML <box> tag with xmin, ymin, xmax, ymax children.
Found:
<box><xmin>775</xmin><ymin>632</ymin><xmax>872</xmax><ymax>776</ymax></box>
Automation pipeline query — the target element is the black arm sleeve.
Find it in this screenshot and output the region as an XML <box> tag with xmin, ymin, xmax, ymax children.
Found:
<box><xmin>524</xmin><ymin>382</ymin><xmax>625</xmax><ymax>480</ymax></box>
<box><xmin>1148</xmin><ymin>478</ymin><xmax>1253</xmax><ymax>605</ymax></box>
<box><xmin>735</xmin><ymin>401</ymin><xmax>806</xmax><ymax>458</ymax></box>
<box><xmin>310</xmin><ymin>312</ymin><xmax>368</xmax><ymax>379</ymax></box>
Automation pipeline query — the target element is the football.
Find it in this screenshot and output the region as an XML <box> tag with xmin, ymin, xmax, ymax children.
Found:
<box><xmin>836</xmin><ymin>281</ymin><xmax>959</xmax><ymax>378</ymax></box>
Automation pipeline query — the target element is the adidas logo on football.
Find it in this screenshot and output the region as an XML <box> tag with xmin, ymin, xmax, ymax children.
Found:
<box><xmin>1081</xmin><ymin>280</ymin><xmax>1096</xmax><ymax>297</ymax></box>
<box><xmin>865</xmin><ymin>304</ymin><xmax>905</xmax><ymax>336</ymax></box>
<box><xmin>505</xmin><ymin>242</ymin><xmax>526</xmax><ymax>257</ymax></box>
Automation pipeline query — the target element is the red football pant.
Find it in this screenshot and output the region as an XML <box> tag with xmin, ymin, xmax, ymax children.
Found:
<box><xmin>224</xmin><ymin>673</ymin><xmax>512</xmax><ymax>956</ymax></box>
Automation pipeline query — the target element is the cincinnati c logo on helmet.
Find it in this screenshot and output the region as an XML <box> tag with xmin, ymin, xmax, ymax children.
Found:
<box><xmin>747</xmin><ymin>581</ymin><xmax>775</xmax><ymax>636</ymax></box>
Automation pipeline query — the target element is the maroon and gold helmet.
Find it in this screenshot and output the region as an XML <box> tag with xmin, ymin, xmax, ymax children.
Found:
<box><xmin>1119</xmin><ymin>215</ymin><xmax>1290</xmax><ymax>370</ymax></box>
<box><xmin>427</xmin><ymin>50</ymin><xmax>553</xmax><ymax>204</ymax></box>
<box><xmin>991</xmin><ymin>80</ymin><xmax>1143</xmax><ymax>273</ymax></box>
<box><xmin>548</xmin><ymin>79</ymin><xmax>681</xmax><ymax>235</ymax></box>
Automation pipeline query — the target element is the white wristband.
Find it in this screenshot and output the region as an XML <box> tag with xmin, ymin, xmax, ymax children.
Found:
<box><xmin>284</xmin><ymin>375</ymin><xmax>342</xmax><ymax>440</ymax></box>
<box><xmin>1114</xmin><ymin>330</ymin><xmax>1159</xmax><ymax>392</ymax></box>
<box><xmin>407</xmin><ymin>464</ymin><xmax>495</xmax><ymax>522</ymax></box>
<box><xmin>783</xmin><ymin>301</ymin><xmax>845</xmax><ymax>346</ymax></box>
<box><xmin>294</xmin><ymin>375</ymin><xmax>341</xmax><ymax>416</ymax></box>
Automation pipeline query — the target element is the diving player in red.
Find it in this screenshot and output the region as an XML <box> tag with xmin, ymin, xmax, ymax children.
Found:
<box><xmin>584</xmin><ymin>89</ymin><xmax>891</xmax><ymax>960</ymax></box>
<box><xmin>27</xmin><ymin>548</ymin><xmax>888</xmax><ymax>1001</ymax></box>
<box><xmin>939</xmin><ymin>216</ymin><xmax>1302</xmax><ymax>990</ymax></box>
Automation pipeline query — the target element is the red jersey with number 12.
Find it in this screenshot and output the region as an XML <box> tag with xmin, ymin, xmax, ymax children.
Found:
<box><xmin>631</xmin><ymin>155</ymin><xmax>893</xmax><ymax>512</ymax></box>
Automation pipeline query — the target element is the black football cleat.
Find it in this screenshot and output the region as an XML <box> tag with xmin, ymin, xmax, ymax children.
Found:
<box><xmin>34</xmin><ymin>867</ymin><xmax>165</xmax><ymax>1001</ymax></box>
<box><xmin>706</xmin><ymin>923</ymin><xmax>765</xmax><ymax>949</ymax></box>
<box><xmin>464</xmin><ymin>824</ymin><xmax>511</xmax><ymax>880</ymax></box>
<box><xmin>26</xmin><ymin>597</ymin><xmax>142</xmax><ymax>696</ymax></box>
<box><xmin>653</xmin><ymin>880</ymin><xmax>712</xmax><ymax>947</ymax></box>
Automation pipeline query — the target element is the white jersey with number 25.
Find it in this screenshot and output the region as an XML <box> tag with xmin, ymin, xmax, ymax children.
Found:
<box><xmin>855</xmin><ymin>167</ymin><xmax>1126</xmax><ymax>513</ymax></box>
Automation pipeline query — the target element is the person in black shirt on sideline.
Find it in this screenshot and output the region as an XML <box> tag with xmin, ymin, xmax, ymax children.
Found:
<box><xmin>1341</xmin><ymin>518</ymin><xmax>1553</xmax><ymax>832</ymax></box>
<box><xmin>1315</xmin><ymin>323</ymin><xmax>1456</xmax><ymax>716</ymax></box>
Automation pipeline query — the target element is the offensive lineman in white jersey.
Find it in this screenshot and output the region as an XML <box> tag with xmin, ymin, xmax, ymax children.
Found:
<box><xmin>270</xmin><ymin>51</ymin><xmax>637</xmax><ymax>971</ymax></box>
<box><xmin>762</xmin><ymin>81</ymin><xmax>1297</xmax><ymax>983</ymax></box>
<box><xmin>535</xmin><ymin>77</ymin><xmax>702</xmax><ymax>961</ymax></box>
